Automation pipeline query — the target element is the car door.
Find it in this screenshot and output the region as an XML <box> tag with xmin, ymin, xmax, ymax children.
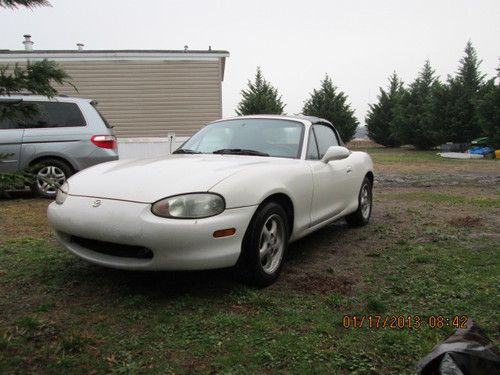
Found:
<box><xmin>0</xmin><ymin>118</ymin><xmax>24</xmax><ymax>172</ymax></box>
<box><xmin>306</xmin><ymin>124</ymin><xmax>354</xmax><ymax>226</ymax></box>
<box><xmin>20</xmin><ymin>100</ymin><xmax>91</xmax><ymax>167</ymax></box>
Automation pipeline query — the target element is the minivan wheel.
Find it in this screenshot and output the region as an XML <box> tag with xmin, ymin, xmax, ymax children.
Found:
<box><xmin>30</xmin><ymin>159</ymin><xmax>73</xmax><ymax>199</ymax></box>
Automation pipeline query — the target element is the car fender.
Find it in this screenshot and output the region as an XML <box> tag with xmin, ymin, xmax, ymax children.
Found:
<box><xmin>209</xmin><ymin>161</ymin><xmax>313</xmax><ymax>238</ymax></box>
<box><xmin>350</xmin><ymin>151</ymin><xmax>374</xmax><ymax>188</ymax></box>
<box><xmin>345</xmin><ymin>151</ymin><xmax>374</xmax><ymax>212</ymax></box>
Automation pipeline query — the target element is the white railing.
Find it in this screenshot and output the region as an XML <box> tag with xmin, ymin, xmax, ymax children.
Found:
<box><xmin>117</xmin><ymin>137</ymin><xmax>189</xmax><ymax>159</ymax></box>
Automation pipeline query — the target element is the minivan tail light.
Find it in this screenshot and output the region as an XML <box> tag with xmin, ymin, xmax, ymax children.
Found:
<box><xmin>91</xmin><ymin>135</ymin><xmax>117</xmax><ymax>150</ymax></box>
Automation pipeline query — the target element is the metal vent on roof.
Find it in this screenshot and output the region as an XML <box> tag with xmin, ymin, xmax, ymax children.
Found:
<box><xmin>22</xmin><ymin>34</ymin><xmax>34</xmax><ymax>51</ymax></box>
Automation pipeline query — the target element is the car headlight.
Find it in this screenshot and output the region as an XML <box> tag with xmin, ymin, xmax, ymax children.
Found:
<box><xmin>151</xmin><ymin>193</ymin><xmax>225</xmax><ymax>219</ymax></box>
<box><xmin>55</xmin><ymin>182</ymin><xmax>69</xmax><ymax>205</ymax></box>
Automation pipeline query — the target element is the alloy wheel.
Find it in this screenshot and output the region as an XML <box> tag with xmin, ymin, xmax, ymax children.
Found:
<box><xmin>36</xmin><ymin>166</ymin><xmax>66</xmax><ymax>195</ymax></box>
<box><xmin>259</xmin><ymin>214</ymin><xmax>285</xmax><ymax>274</ymax></box>
<box><xmin>360</xmin><ymin>184</ymin><xmax>371</xmax><ymax>220</ymax></box>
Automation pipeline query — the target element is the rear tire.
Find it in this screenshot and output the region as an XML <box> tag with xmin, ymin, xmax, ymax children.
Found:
<box><xmin>345</xmin><ymin>176</ymin><xmax>372</xmax><ymax>227</ymax></box>
<box><xmin>233</xmin><ymin>202</ymin><xmax>289</xmax><ymax>287</ymax></box>
<box><xmin>30</xmin><ymin>159</ymin><xmax>73</xmax><ymax>199</ymax></box>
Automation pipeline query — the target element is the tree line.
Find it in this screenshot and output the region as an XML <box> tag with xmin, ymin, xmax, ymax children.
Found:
<box><xmin>366</xmin><ymin>42</ymin><xmax>499</xmax><ymax>149</ymax></box>
<box><xmin>236</xmin><ymin>67</ymin><xmax>359</xmax><ymax>142</ymax></box>
<box><xmin>236</xmin><ymin>42</ymin><xmax>499</xmax><ymax>148</ymax></box>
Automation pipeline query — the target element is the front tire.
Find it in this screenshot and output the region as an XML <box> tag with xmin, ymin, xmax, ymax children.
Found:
<box><xmin>345</xmin><ymin>176</ymin><xmax>372</xmax><ymax>227</ymax></box>
<box><xmin>233</xmin><ymin>202</ymin><xmax>289</xmax><ymax>287</ymax></box>
<box><xmin>30</xmin><ymin>159</ymin><xmax>73</xmax><ymax>199</ymax></box>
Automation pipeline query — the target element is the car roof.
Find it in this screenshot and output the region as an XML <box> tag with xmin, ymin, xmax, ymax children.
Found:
<box><xmin>209</xmin><ymin>114</ymin><xmax>333</xmax><ymax>126</ymax></box>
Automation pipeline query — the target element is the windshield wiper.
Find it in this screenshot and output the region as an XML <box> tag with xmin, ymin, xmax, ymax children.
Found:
<box><xmin>213</xmin><ymin>148</ymin><xmax>269</xmax><ymax>157</ymax></box>
<box><xmin>172</xmin><ymin>148</ymin><xmax>202</xmax><ymax>154</ymax></box>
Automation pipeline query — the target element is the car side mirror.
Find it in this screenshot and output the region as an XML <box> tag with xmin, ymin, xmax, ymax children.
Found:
<box><xmin>321</xmin><ymin>146</ymin><xmax>351</xmax><ymax>163</ymax></box>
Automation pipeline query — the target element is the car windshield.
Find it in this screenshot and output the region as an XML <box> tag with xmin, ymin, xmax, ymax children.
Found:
<box><xmin>177</xmin><ymin>119</ymin><xmax>304</xmax><ymax>158</ymax></box>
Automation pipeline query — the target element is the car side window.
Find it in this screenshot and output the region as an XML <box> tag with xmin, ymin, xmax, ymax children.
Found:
<box><xmin>312</xmin><ymin>124</ymin><xmax>339</xmax><ymax>159</ymax></box>
<box><xmin>306</xmin><ymin>128</ymin><xmax>319</xmax><ymax>160</ymax></box>
<box><xmin>19</xmin><ymin>102</ymin><xmax>86</xmax><ymax>128</ymax></box>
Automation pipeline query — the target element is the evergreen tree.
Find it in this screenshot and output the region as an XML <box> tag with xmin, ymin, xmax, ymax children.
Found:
<box><xmin>443</xmin><ymin>41</ymin><xmax>487</xmax><ymax>142</ymax></box>
<box><xmin>476</xmin><ymin>74</ymin><xmax>500</xmax><ymax>148</ymax></box>
<box><xmin>0</xmin><ymin>0</ymin><xmax>71</xmax><ymax>197</ymax></box>
<box><xmin>235</xmin><ymin>67</ymin><xmax>285</xmax><ymax>115</ymax></box>
<box><xmin>366</xmin><ymin>72</ymin><xmax>405</xmax><ymax>147</ymax></box>
<box><xmin>0</xmin><ymin>0</ymin><xmax>49</xmax><ymax>8</ymax></box>
<box><xmin>0</xmin><ymin>60</ymin><xmax>73</xmax><ymax>121</ymax></box>
<box><xmin>302</xmin><ymin>75</ymin><xmax>358</xmax><ymax>142</ymax></box>
<box><xmin>392</xmin><ymin>60</ymin><xmax>441</xmax><ymax>150</ymax></box>
<box><xmin>429</xmin><ymin>80</ymin><xmax>453</xmax><ymax>145</ymax></box>
<box><xmin>0</xmin><ymin>0</ymin><xmax>70</xmax><ymax>122</ymax></box>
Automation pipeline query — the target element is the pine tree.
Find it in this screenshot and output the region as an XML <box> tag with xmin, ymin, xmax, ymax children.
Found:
<box><xmin>443</xmin><ymin>41</ymin><xmax>487</xmax><ymax>142</ymax></box>
<box><xmin>476</xmin><ymin>71</ymin><xmax>500</xmax><ymax>148</ymax></box>
<box><xmin>429</xmin><ymin>80</ymin><xmax>453</xmax><ymax>145</ymax></box>
<box><xmin>0</xmin><ymin>0</ymin><xmax>49</xmax><ymax>9</ymax></box>
<box><xmin>235</xmin><ymin>67</ymin><xmax>285</xmax><ymax>115</ymax></box>
<box><xmin>0</xmin><ymin>60</ymin><xmax>73</xmax><ymax>121</ymax></box>
<box><xmin>0</xmin><ymin>0</ymin><xmax>71</xmax><ymax>122</ymax></box>
<box><xmin>0</xmin><ymin>0</ymin><xmax>70</xmax><ymax>197</ymax></box>
<box><xmin>392</xmin><ymin>60</ymin><xmax>441</xmax><ymax>150</ymax></box>
<box><xmin>366</xmin><ymin>72</ymin><xmax>405</xmax><ymax>147</ymax></box>
<box><xmin>302</xmin><ymin>75</ymin><xmax>358</xmax><ymax>142</ymax></box>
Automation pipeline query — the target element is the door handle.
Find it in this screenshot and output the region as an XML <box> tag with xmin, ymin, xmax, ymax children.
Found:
<box><xmin>346</xmin><ymin>166</ymin><xmax>353</xmax><ymax>174</ymax></box>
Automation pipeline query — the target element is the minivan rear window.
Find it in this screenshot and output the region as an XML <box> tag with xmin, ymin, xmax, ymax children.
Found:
<box><xmin>19</xmin><ymin>102</ymin><xmax>86</xmax><ymax>128</ymax></box>
<box><xmin>94</xmin><ymin>107</ymin><xmax>113</xmax><ymax>129</ymax></box>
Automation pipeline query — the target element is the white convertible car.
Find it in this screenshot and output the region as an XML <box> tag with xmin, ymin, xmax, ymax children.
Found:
<box><xmin>48</xmin><ymin>115</ymin><xmax>374</xmax><ymax>286</ymax></box>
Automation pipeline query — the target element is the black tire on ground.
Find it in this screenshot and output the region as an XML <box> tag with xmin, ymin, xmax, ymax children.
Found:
<box><xmin>345</xmin><ymin>176</ymin><xmax>373</xmax><ymax>227</ymax></box>
<box><xmin>30</xmin><ymin>158</ymin><xmax>73</xmax><ymax>199</ymax></box>
<box><xmin>233</xmin><ymin>202</ymin><xmax>290</xmax><ymax>287</ymax></box>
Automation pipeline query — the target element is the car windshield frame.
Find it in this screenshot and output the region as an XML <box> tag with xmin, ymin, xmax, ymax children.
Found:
<box><xmin>176</xmin><ymin>118</ymin><xmax>306</xmax><ymax>159</ymax></box>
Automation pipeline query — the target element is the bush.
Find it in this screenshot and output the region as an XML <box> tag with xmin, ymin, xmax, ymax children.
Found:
<box><xmin>0</xmin><ymin>153</ymin><xmax>35</xmax><ymax>197</ymax></box>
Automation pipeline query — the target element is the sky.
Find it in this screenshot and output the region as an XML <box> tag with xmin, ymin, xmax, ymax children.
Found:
<box><xmin>1</xmin><ymin>0</ymin><xmax>499</xmax><ymax>125</ymax></box>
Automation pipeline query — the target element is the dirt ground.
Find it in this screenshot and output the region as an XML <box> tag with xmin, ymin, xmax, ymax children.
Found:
<box><xmin>281</xmin><ymin>148</ymin><xmax>499</xmax><ymax>294</ymax></box>
<box><xmin>0</xmin><ymin>148</ymin><xmax>498</xmax><ymax>374</ymax></box>
<box><xmin>1</xmin><ymin>149</ymin><xmax>498</xmax><ymax>295</ymax></box>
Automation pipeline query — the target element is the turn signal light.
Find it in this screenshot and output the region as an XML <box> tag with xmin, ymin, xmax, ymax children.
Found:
<box><xmin>213</xmin><ymin>228</ymin><xmax>236</xmax><ymax>238</ymax></box>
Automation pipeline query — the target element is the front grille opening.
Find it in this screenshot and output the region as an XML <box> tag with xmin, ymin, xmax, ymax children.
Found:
<box><xmin>71</xmin><ymin>236</ymin><xmax>153</xmax><ymax>259</ymax></box>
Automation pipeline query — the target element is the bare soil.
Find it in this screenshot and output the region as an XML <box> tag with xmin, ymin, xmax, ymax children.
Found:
<box><xmin>0</xmin><ymin>148</ymin><xmax>499</xmax><ymax>374</ymax></box>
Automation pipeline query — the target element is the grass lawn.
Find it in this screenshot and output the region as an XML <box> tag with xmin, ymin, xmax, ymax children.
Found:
<box><xmin>0</xmin><ymin>148</ymin><xmax>499</xmax><ymax>374</ymax></box>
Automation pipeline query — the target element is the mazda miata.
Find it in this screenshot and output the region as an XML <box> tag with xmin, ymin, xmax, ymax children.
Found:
<box><xmin>48</xmin><ymin>115</ymin><xmax>374</xmax><ymax>286</ymax></box>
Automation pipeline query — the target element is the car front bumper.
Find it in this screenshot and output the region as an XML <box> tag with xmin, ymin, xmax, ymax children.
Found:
<box><xmin>47</xmin><ymin>196</ymin><xmax>257</xmax><ymax>270</ymax></box>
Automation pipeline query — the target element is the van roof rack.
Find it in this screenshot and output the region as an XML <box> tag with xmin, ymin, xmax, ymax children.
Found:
<box><xmin>0</xmin><ymin>98</ymin><xmax>23</xmax><ymax>104</ymax></box>
<box><xmin>0</xmin><ymin>93</ymin><xmax>73</xmax><ymax>98</ymax></box>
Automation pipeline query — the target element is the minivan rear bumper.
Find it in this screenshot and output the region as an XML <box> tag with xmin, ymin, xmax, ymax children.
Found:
<box><xmin>77</xmin><ymin>147</ymin><xmax>118</xmax><ymax>170</ymax></box>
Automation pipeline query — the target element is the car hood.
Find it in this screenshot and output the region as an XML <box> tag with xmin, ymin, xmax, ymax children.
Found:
<box><xmin>67</xmin><ymin>154</ymin><xmax>281</xmax><ymax>203</ymax></box>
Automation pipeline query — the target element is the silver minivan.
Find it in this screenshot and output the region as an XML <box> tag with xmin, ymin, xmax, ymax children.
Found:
<box><xmin>0</xmin><ymin>95</ymin><xmax>118</xmax><ymax>198</ymax></box>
